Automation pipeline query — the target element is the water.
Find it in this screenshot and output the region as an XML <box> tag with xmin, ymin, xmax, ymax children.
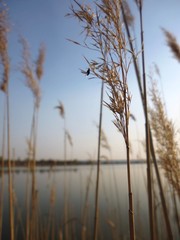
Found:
<box><xmin>0</xmin><ymin>163</ymin><xmax>179</xmax><ymax>239</ymax></box>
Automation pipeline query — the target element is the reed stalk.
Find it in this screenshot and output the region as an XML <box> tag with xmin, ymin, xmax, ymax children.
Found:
<box><xmin>148</xmin><ymin>79</ymin><xmax>180</xmax><ymax>238</ymax></box>
<box><xmin>121</xmin><ymin>2</ymin><xmax>173</xmax><ymax>239</ymax></box>
<box><xmin>148</xmin><ymin>80</ymin><xmax>180</xmax><ymax>198</ymax></box>
<box><xmin>172</xmin><ymin>189</ymin><xmax>180</xmax><ymax>236</ymax></box>
<box><xmin>138</xmin><ymin>2</ymin><xmax>155</xmax><ymax>239</ymax></box>
<box><xmin>68</xmin><ymin>1</ymin><xmax>136</xmax><ymax>239</ymax></box>
<box><xmin>55</xmin><ymin>102</ymin><xmax>73</xmax><ymax>240</ymax></box>
<box><xmin>0</xmin><ymin>99</ymin><xmax>6</xmax><ymax>240</ymax></box>
<box><xmin>0</xmin><ymin>4</ymin><xmax>14</xmax><ymax>239</ymax></box>
<box><xmin>7</xmin><ymin>89</ymin><xmax>15</xmax><ymax>240</ymax></box>
<box><xmin>55</xmin><ymin>101</ymin><xmax>69</xmax><ymax>239</ymax></box>
<box><xmin>55</xmin><ymin>101</ymin><xmax>66</xmax><ymax>161</ymax></box>
<box><xmin>122</xmin><ymin>77</ymin><xmax>136</xmax><ymax>240</ymax></box>
<box><xmin>20</xmin><ymin>38</ymin><xmax>45</xmax><ymax>240</ymax></box>
<box><xmin>162</xmin><ymin>28</ymin><xmax>180</xmax><ymax>62</ymax></box>
<box><xmin>81</xmin><ymin>159</ymin><xmax>94</xmax><ymax>240</ymax></box>
<box><xmin>93</xmin><ymin>79</ymin><xmax>104</xmax><ymax>240</ymax></box>
<box><xmin>25</xmin><ymin>166</ymin><xmax>30</xmax><ymax>240</ymax></box>
<box><xmin>46</xmin><ymin>184</ymin><xmax>56</xmax><ymax>240</ymax></box>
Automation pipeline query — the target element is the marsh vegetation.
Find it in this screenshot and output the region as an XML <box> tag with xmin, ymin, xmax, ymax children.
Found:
<box><xmin>0</xmin><ymin>0</ymin><xmax>180</xmax><ymax>239</ymax></box>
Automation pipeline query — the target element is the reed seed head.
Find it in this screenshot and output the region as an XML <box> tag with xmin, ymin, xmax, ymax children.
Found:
<box><xmin>20</xmin><ymin>37</ymin><xmax>42</xmax><ymax>108</ymax></box>
<box><xmin>66</xmin><ymin>130</ymin><xmax>73</xmax><ymax>146</ymax></box>
<box><xmin>69</xmin><ymin>0</ymin><xmax>133</xmax><ymax>144</ymax></box>
<box><xmin>162</xmin><ymin>28</ymin><xmax>180</xmax><ymax>62</ymax></box>
<box><xmin>35</xmin><ymin>43</ymin><xmax>45</xmax><ymax>80</ymax></box>
<box><xmin>149</xmin><ymin>80</ymin><xmax>180</xmax><ymax>196</ymax></box>
<box><xmin>55</xmin><ymin>101</ymin><xmax>65</xmax><ymax>119</ymax></box>
<box><xmin>0</xmin><ymin>2</ymin><xmax>9</xmax><ymax>93</ymax></box>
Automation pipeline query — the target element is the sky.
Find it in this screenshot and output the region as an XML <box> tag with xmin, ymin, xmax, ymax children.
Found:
<box><xmin>0</xmin><ymin>0</ymin><xmax>180</xmax><ymax>161</ymax></box>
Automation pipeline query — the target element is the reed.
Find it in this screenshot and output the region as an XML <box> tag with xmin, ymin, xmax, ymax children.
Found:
<box><xmin>55</xmin><ymin>101</ymin><xmax>73</xmax><ymax>239</ymax></box>
<box><xmin>148</xmin><ymin>78</ymin><xmax>180</xmax><ymax>237</ymax></box>
<box><xmin>99</xmin><ymin>127</ymin><xmax>122</xmax><ymax>236</ymax></box>
<box><xmin>0</xmin><ymin>3</ymin><xmax>14</xmax><ymax>240</ymax></box>
<box><xmin>121</xmin><ymin>3</ymin><xmax>174</xmax><ymax>239</ymax></box>
<box><xmin>68</xmin><ymin>1</ymin><xmax>136</xmax><ymax>239</ymax></box>
<box><xmin>148</xmin><ymin>80</ymin><xmax>180</xmax><ymax>198</ymax></box>
<box><xmin>134</xmin><ymin>1</ymin><xmax>155</xmax><ymax>239</ymax></box>
<box><xmin>0</xmin><ymin>99</ymin><xmax>6</xmax><ymax>240</ymax></box>
<box><xmin>162</xmin><ymin>28</ymin><xmax>180</xmax><ymax>235</ymax></box>
<box><xmin>55</xmin><ymin>101</ymin><xmax>66</xmax><ymax>158</ymax></box>
<box><xmin>20</xmin><ymin>38</ymin><xmax>45</xmax><ymax>166</ymax></box>
<box><xmin>20</xmin><ymin>37</ymin><xmax>45</xmax><ymax>240</ymax></box>
<box><xmin>81</xmin><ymin>157</ymin><xmax>94</xmax><ymax>240</ymax></box>
<box><xmin>66</xmin><ymin>129</ymin><xmax>73</xmax><ymax>160</ymax></box>
<box><xmin>93</xmin><ymin>77</ymin><xmax>104</xmax><ymax>240</ymax></box>
<box><xmin>162</xmin><ymin>28</ymin><xmax>180</xmax><ymax>62</ymax></box>
<box><xmin>46</xmin><ymin>184</ymin><xmax>56</xmax><ymax>240</ymax></box>
<box><xmin>1</xmin><ymin>1</ymin><xmax>180</xmax><ymax>239</ymax></box>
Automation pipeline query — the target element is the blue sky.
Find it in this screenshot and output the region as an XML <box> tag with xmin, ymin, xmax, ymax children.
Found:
<box><xmin>0</xmin><ymin>0</ymin><xmax>180</xmax><ymax>161</ymax></box>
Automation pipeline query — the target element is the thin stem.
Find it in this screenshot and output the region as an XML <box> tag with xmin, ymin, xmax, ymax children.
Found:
<box><xmin>149</xmin><ymin>130</ymin><xmax>173</xmax><ymax>239</ymax></box>
<box><xmin>0</xmin><ymin>98</ymin><xmax>6</xmax><ymax>240</ymax></box>
<box><xmin>139</xmin><ymin>3</ymin><xmax>155</xmax><ymax>239</ymax></box>
<box><xmin>64</xmin><ymin>118</ymin><xmax>67</xmax><ymax>162</ymax></box>
<box><xmin>125</xmin><ymin>98</ymin><xmax>135</xmax><ymax>240</ymax></box>
<box><xmin>172</xmin><ymin>189</ymin><xmax>180</xmax><ymax>236</ymax></box>
<box><xmin>6</xmin><ymin>86</ymin><xmax>14</xmax><ymax>240</ymax></box>
<box><xmin>93</xmin><ymin>79</ymin><xmax>104</xmax><ymax>240</ymax></box>
<box><xmin>63</xmin><ymin>117</ymin><xmax>68</xmax><ymax>240</ymax></box>
<box><xmin>33</xmin><ymin>107</ymin><xmax>39</xmax><ymax>168</ymax></box>
<box><xmin>30</xmin><ymin>103</ymin><xmax>38</xmax><ymax>240</ymax></box>
<box><xmin>121</xmin><ymin>53</ymin><xmax>135</xmax><ymax>239</ymax></box>
<box><xmin>126</xmin><ymin>139</ymin><xmax>135</xmax><ymax>240</ymax></box>
<box><xmin>121</xmin><ymin>3</ymin><xmax>173</xmax><ymax>240</ymax></box>
<box><xmin>81</xmin><ymin>163</ymin><xmax>93</xmax><ymax>240</ymax></box>
<box><xmin>121</xmin><ymin>3</ymin><xmax>144</xmax><ymax>103</ymax></box>
<box><xmin>25</xmin><ymin>169</ymin><xmax>30</xmax><ymax>240</ymax></box>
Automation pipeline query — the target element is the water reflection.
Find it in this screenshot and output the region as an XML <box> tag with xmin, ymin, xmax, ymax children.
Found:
<box><xmin>1</xmin><ymin>163</ymin><xmax>179</xmax><ymax>240</ymax></box>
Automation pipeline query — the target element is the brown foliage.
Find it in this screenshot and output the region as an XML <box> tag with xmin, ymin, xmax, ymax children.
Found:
<box><xmin>149</xmin><ymin>80</ymin><xmax>180</xmax><ymax>196</ymax></box>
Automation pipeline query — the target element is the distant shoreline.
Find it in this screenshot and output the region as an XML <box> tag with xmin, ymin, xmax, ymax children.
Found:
<box><xmin>1</xmin><ymin>159</ymin><xmax>147</xmax><ymax>168</ymax></box>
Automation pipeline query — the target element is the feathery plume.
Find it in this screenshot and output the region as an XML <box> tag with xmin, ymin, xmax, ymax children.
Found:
<box><xmin>55</xmin><ymin>101</ymin><xmax>65</xmax><ymax>119</ymax></box>
<box><xmin>149</xmin><ymin>80</ymin><xmax>180</xmax><ymax>196</ymax></box>
<box><xmin>66</xmin><ymin>130</ymin><xmax>73</xmax><ymax>146</ymax></box>
<box><xmin>35</xmin><ymin>43</ymin><xmax>45</xmax><ymax>80</ymax></box>
<box><xmin>20</xmin><ymin>37</ymin><xmax>41</xmax><ymax>108</ymax></box>
<box><xmin>0</xmin><ymin>3</ymin><xmax>9</xmax><ymax>93</ymax></box>
<box><xmin>162</xmin><ymin>28</ymin><xmax>180</xmax><ymax>62</ymax></box>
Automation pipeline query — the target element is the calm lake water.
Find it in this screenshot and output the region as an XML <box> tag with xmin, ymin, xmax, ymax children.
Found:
<box><xmin>0</xmin><ymin>163</ymin><xmax>179</xmax><ymax>240</ymax></box>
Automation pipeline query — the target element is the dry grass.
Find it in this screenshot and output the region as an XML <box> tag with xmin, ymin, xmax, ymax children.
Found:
<box><xmin>0</xmin><ymin>3</ymin><xmax>15</xmax><ymax>240</ymax></box>
<box><xmin>0</xmin><ymin>3</ymin><xmax>9</xmax><ymax>94</ymax></box>
<box><xmin>136</xmin><ymin>1</ymin><xmax>155</xmax><ymax>238</ymax></box>
<box><xmin>149</xmin><ymin>80</ymin><xmax>180</xmax><ymax>197</ymax></box>
<box><xmin>148</xmin><ymin>78</ymin><xmax>180</xmax><ymax>237</ymax></box>
<box><xmin>35</xmin><ymin>43</ymin><xmax>45</xmax><ymax>80</ymax></box>
<box><xmin>55</xmin><ymin>101</ymin><xmax>65</xmax><ymax>119</ymax></box>
<box><xmin>20</xmin><ymin>37</ymin><xmax>42</xmax><ymax>109</ymax></box>
<box><xmin>69</xmin><ymin>1</ymin><xmax>136</xmax><ymax>239</ymax></box>
<box><xmin>1</xmin><ymin>1</ymin><xmax>180</xmax><ymax>240</ymax></box>
<box><xmin>55</xmin><ymin>101</ymin><xmax>68</xmax><ymax>161</ymax></box>
<box><xmin>19</xmin><ymin>38</ymin><xmax>45</xmax><ymax>240</ymax></box>
<box><xmin>20</xmin><ymin>37</ymin><xmax>45</xmax><ymax>163</ymax></box>
<box><xmin>55</xmin><ymin>101</ymin><xmax>72</xmax><ymax>239</ymax></box>
<box><xmin>162</xmin><ymin>28</ymin><xmax>180</xmax><ymax>62</ymax></box>
<box><xmin>0</xmin><ymin>2</ymin><xmax>9</xmax><ymax>93</ymax></box>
